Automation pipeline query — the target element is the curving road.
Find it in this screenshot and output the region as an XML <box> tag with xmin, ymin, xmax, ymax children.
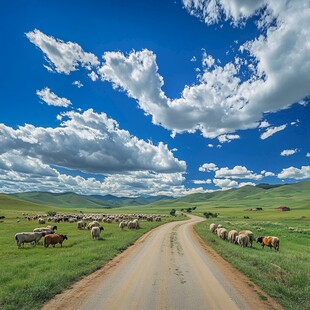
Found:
<box><xmin>42</xmin><ymin>215</ymin><xmax>283</xmax><ymax>310</ymax></box>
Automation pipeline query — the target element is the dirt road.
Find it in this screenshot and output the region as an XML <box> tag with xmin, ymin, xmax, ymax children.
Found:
<box><xmin>42</xmin><ymin>215</ymin><xmax>283</xmax><ymax>310</ymax></box>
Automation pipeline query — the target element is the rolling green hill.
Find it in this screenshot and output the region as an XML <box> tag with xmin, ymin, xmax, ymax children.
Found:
<box><xmin>9</xmin><ymin>192</ymin><xmax>175</xmax><ymax>209</ymax></box>
<box><xmin>2</xmin><ymin>181</ymin><xmax>310</xmax><ymax>210</ymax></box>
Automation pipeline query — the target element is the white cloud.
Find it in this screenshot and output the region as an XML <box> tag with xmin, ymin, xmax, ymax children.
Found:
<box><xmin>238</xmin><ymin>181</ymin><xmax>256</xmax><ymax>187</ymax></box>
<box><xmin>215</xmin><ymin>165</ymin><xmax>263</xmax><ymax>180</ymax></box>
<box><xmin>0</xmin><ymin>109</ymin><xmax>186</xmax><ymax>174</ymax></box>
<box><xmin>30</xmin><ymin>3</ymin><xmax>310</xmax><ymax>141</ymax></box>
<box><xmin>199</xmin><ymin>163</ymin><xmax>218</xmax><ymax>172</ymax></box>
<box><xmin>0</xmin><ymin>156</ymin><xmax>187</xmax><ymax>196</ymax></box>
<box><xmin>306</xmin><ymin>153</ymin><xmax>310</xmax><ymax>157</ymax></box>
<box><xmin>207</xmin><ymin>144</ymin><xmax>214</xmax><ymax>148</ymax></box>
<box><xmin>88</xmin><ymin>71</ymin><xmax>99</xmax><ymax>81</ymax></box>
<box><xmin>26</xmin><ymin>29</ymin><xmax>100</xmax><ymax>74</ymax></box>
<box><xmin>192</xmin><ymin>179</ymin><xmax>212</xmax><ymax>184</ymax></box>
<box><xmin>182</xmin><ymin>0</ymin><xmax>265</xmax><ymax>26</ymax></box>
<box><xmin>213</xmin><ymin>178</ymin><xmax>238</xmax><ymax>189</ymax></box>
<box><xmin>36</xmin><ymin>87</ymin><xmax>72</xmax><ymax>107</ymax></box>
<box><xmin>202</xmin><ymin>50</ymin><xmax>215</xmax><ymax>68</ymax></box>
<box><xmin>95</xmin><ymin>2</ymin><xmax>310</xmax><ymax>139</ymax></box>
<box><xmin>259</xmin><ymin>120</ymin><xmax>270</xmax><ymax>128</ymax></box>
<box><xmin>280</xmin><ymin>149</ymin><xmax>298</xmax><ymax>156</ymax></box>
<box><xmin>260</xmin><ymin>124</ymin><xmax>286</xmax><ymax>140</ymax></box>
<box><xmin>218</xmin><ymin>134</ymin><xmax>240</xmax><ymax>143</ymax></box>
<box><xmin>278</xmin><ymin>166</ymin><xmax>310</xmax><ymax>180</ymax></box>
<box><xmin>261</xmin><ymin>170</ymin><xmax>275</xmax><ymax>177</ymax></box>
<box><xmin>72</xmin><ymin>80</ymin><xmax>83</xmax><ymax>88</ymax></box>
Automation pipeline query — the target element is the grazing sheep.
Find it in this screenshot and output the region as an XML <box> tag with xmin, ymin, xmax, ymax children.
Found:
<box><xmin>46</xmin><ymin>225</ymin><xmax>57</xmax><ymax>231</ymax></box>
<box><xmin>237</xmin><ymin>233</ymin><xmax>249</xmax><ymax>248</ymax></box>
<box><xmin>132</xmin><ymin>218</ymin><xmax>140</xmax><ymax>229</ymax></box>
<box><xmin>228</xmin><ymin>230</ymin><xmax>238</xmax><ymax>243</ymax></box>
<box><xmin>38</xmin><ymin>218</ymin><xmax>45</xmax><ymax>224</ymax></box>
<box><xmin>33</xmin><ymin>227</ymin><xmax>54</xmax><ymax>234</ymax></box>
<box><xmin>238</xmin><ymin>230</ymin><xmax>254</xmax><ymax>247</ymax></box>
<box><xmin>91</xmin><ymin>226</ymin><xmax>104</xmax><ymax>240</ymax></box>
<box><xmin>256</xmin><ymin>236</ymin><xmax>280</xmax><ymax>252</ymax></box>
<box><xmin>209</xmin><ymin>223</ymin><xmax>217</xmax><ymax>233</ymax></box>
<box><xmin>119</xmin><ymin>221</ymin><xmax>127</xmax><ymax>230</ymax></box>
<box><xmin>77</xmin><ymin>220</ymin><xmax>86</xmax><ymax>230</ymax></box>
<box><xmin>128</xmin><ymin>221</ymin><xmax>138</xmax><ymax>229</ymax></box>
<box><xmin>87</xmin><ymin>221</ymin><xmax>100</xmax><ymax>230</ymax></box>
<box><xmin>219</xmin><ymin>228</ymin><xmax>228</xmax><ymax>241</ymax></box>
<box><xmin>44</xmin><ymin>234</ymin><xmax>68</xmax><ymax>248</ymax></box>
<box><xmin>216</xmin><ymin>227</ymin><xmax>224</xmax><ymax>238</ymax></box>
<box><xmin>15</xmin><ymin>232</ymin><xmax>46</xmax><ymax>248</ymax></box>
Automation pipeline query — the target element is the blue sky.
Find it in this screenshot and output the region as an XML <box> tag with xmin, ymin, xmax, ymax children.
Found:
<box><xmin>0</xmin><ymin>0</ymin><xmax>309</xmax><ymax>196</ymax></box>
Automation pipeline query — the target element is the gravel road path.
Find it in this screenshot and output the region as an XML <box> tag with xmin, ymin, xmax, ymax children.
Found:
<box><xmin>41</xmin><ymin>215</ymin><xmax>283</xmax><ymax>310</ymax></box>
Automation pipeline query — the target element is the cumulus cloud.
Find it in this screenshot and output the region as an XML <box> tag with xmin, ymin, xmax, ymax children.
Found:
<box><xmin>0</xmin><ymin>156</ymin><xmax>187</xmax><ymax>196</ymax></box>
<box><xmin>91</xmin><ymin>2</ymin><xmax>310</xmax><ymax>139</ymax></box>
<box><xmin>199</xmin><ymin>163</ymin><xmax>218</xmax><ymax>172</ymax></box>
<box><xmin>280</xmin><ymin>149</ymin><xmax>299</xmax><ymax>156</ymax></box>
<box><xmin>213</xmin><ymin>178</ymin><xmax>238</xmax><ymax>189</ymax></box>
<box><xmin>306</xmin><ymin>153</ymin><xmax>310</xmax><ymax>157</ymax></box>
<box><xmin>36</xmin><ymin>87</ymin><xmax>72</xmax><ymax>107</ymax></box>
<box><xmin>29</xmin><ymin>3</ymin><xmax>310</xmax><ymax>141</ymax></box>
<box><xmin>0</xmin><ymin>109</ymin><xmax>185</xmax><ymax>174</ymax></box>
<box><xmin>26</xmin><ymin>29</ymin><xmax>100</xmax><ymax>74</ymax></box>
<box><xmin>278</xmin><ymin>166</ymin><xmax>310</xmax><ymax>180</ymax></box>
<box><xmin>260</xmin><ymin>124</ymin><xmax>286</xmax><ymax>140</ymax></box>
<box><xmin>215</xmin><ymin>165</ymin><xmax>263</xmax><ymax>180</ymax></box>
<box><xmin>261</xmin><ymin>170</ymin><xmax>275</xmax><ymax>177</ymax></box>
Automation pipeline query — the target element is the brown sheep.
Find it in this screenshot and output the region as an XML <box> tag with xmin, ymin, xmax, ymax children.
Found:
<box><xmin>256</xmin><ymin>236</ymin><xmax>280</xmax><ymax>252</ymax></box>
<box><xmin>44</xmin><ymin>234</ymin><xmax>68</xmax><ymax>248</ymax></box>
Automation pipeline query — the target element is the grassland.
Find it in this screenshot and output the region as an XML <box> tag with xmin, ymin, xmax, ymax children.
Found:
<box><xmin>0</xmin><ymin>200</ymin><xmax>185</xmax><ymax>310</ymax></box>
<box><xmin>1</xmin><ymin>181</ymin><xmax>309</xmax><ymax>309</ymax></box>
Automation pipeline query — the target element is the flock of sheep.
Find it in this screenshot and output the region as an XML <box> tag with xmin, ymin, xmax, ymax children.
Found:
<box><xmin>210</xmin><ymin>223</ymin><xmax>280</xmax><ymax>251</ymax></box>
<box><xmin>14</xmin><ymin>213</ymin><xmax>164</xmax><ymax>248</ymax></box>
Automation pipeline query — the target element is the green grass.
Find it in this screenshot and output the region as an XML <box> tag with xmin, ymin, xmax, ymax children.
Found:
<box><xmin>1</xmin><ymin>182</ymin><xmax>309</xmax><ymax>310</ymax></box>
<box><xmin>0</xmin><ymin>210</ymin><xmax>185</xmax><ymax>310</ymax></box>
<box><xmin>194</xmin><ymin>216</ymin><xmax>310</xmax><ymax>310</ymax></box>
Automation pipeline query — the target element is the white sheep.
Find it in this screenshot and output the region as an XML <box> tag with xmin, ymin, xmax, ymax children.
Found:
<box><xmin>38</xmin><ymin>218</ymin><xmax>45</xmax><ymax>224</ymax></box>
<box><xmin>237</xmin><ymin>233</ymin><xmax>249</xmax><ymax>248</ymax></box>
<box><xmin>15</xmin><ymin>232</ymin><xmax>45</xmax><ymax>248</ymax></box>
<box><xmin>87</xmin><ymin>221</ymin><xmax>100</xmax><ymax>230</ymax></box>
<box><xmin>119</xmin><ymin>221</ymin><xmax>127</xmax><ymax>230</ymax></box>
<box><xmin>77</xmin><ymin>220</ymin><xmax>86</xmax><ymax>229</ymax></box>
<box><xmin>228</xmin><ymin>230</ymin><xmax>238</xmax><ymax>243</ymax></box>
<box><xmin>209</xmin><ymin>223</ymin><xmax>217</xmax><ymax>233</ymax></box>
<box><xmin>238</xmin><ymin>230</ymin><xmax>254</xmax><ymax>247</ymax></box>
<box><xmin>91</xmin><ymin>226</ymin><xmax>104</xmax><ymax>240</ymax></box>
<box><xmin>219</xmin><ymin>228</ymin><xmax>228</xmax><ymax>240</ymax></box>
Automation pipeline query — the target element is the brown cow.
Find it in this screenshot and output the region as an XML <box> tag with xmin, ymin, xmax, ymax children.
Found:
<box><xmin>256</xmin><ymin>236</ymin><xmax>280</xmax><ymax>252</ymax></box>
<box><xmin>44</xmin><ymin>234</ymin><xmax>68</xmax><ymax>248</ymax></box>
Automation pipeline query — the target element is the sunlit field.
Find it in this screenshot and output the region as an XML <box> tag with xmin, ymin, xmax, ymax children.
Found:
<box><xmin>0</xmin><ymin>201</ymin><xmax>185</xmax><ymax>310</ymax></box>
<box><xmin>1</xmin><ymin>185</ymin><xmax>309</xmax><ymax>310</ymax></box>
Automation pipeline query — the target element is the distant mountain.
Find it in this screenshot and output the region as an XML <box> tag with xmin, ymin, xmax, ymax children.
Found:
<box><xmin>10</xmin><ymin>192</ymin><xmax>175</xmax><ymax>208</ymax></box>
<box><xmin>6</xmin><ymin>181</ymin><xmax>310</xmax><ymax>209</ymax></box>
